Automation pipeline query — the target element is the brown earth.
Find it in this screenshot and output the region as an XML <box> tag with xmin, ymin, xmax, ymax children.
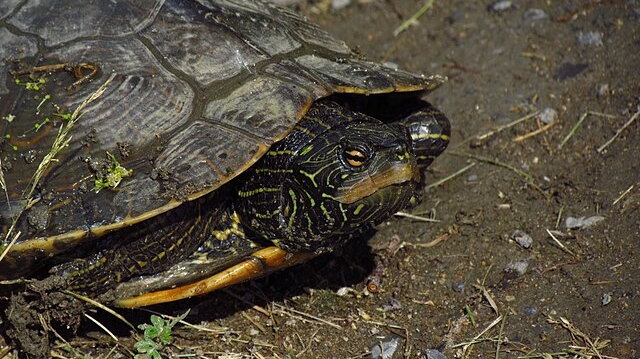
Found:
<box><xmin>2</xmin><ymin>0</ymin><xmax>639</xmax><ymax>358</ymax></box>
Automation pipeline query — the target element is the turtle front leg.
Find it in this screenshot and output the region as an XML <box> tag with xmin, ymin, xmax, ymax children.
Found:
<box><xmin>114</xmin><ymin>246</ymin><xmax>315</xmax><ymax>307</ymax></box>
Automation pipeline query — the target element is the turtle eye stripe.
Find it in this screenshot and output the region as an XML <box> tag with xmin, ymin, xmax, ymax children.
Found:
<box><xmin>344</xmin><ymin>148</ymin><xmax>367</xmax><ymax>167</ymax></box>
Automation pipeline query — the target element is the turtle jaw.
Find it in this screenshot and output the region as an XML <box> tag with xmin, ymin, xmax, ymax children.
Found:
<box><xmin>333</xmin><ymin>161</ymin><xmax>417</xmax><ymax>205</ymax></box>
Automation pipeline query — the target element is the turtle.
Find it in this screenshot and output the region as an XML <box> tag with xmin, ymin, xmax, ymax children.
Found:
<box><xmin>0</xmin><ymin>0</ymin><xmax>450</xmax><ymax>308</ymax></box>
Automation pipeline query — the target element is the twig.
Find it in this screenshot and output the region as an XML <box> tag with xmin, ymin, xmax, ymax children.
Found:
<box><xmin>403</xmin><ymin>231</ymin><xmax>451</xmax><ymax>248</ymax></box>
<box><xmin>513</xmin><ymin>120</ymin><xmax>556</xmax><ymax>142</ymax></box>
<box><xmin>393</xmin><ymin>0</ymin><xmax>434</xmax><ymax>36</ymax></box>
<box><xmin>598</xmin><ymin>106</ymin><xmax>639</xmax><ymax>153</ymax></box>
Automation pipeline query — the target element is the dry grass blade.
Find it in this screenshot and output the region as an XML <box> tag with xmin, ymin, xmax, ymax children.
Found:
<box><xmin>271</xmin><ymin>303</ymin><xmax>341</xmax><ymax>330</ymax></box>
<box><xmin>475</xmin><ymin>111</ymin><xmax>539</xmax><ymax>142</ymax></box>
<box><xmin>395</xmin><ymin>211</ymin><xmax>439</xmax><ymax>222</ymax></box>
<box><xmin>425</xmin><ymin>162</ymin><xmax>476</xmax><ymax>190</ymax></box>
<box><xmin>448</xmin><ymin>151</ymin><xmax>535</xmax><ymax>183</ymax></box>
<box><xmin>451</xmin><ymin>314</ymin><xmax>504</xmax><ymax>351</ymax></box>
<box><xmin>597</xmin><ymin>106</ymin><xmax>639</xmax><ymax>153</ymax></box>
<box><xmin>546</xmin><ymin>316</ymin><xmax>615</xmax><ymax>359</ymax></box>
<box><xmin>404</xmin><ymin>231</ymin><xmax>451</xmax><ymax>248</ymax></box>
<box><xmin>558</xmin><ymin>112</ymin><xmax>588</xmax><ymax>149</ymax></box>
<box><xmin>0</xmin><ymin>157</ymin><xmax>8</xmax><ymax>208</ymax></box>
<box><xmin>63</xmin><ymin>290</ymin><xmax>135</xmax><ymax>330</ymax></box>
<box><xmin>394</xmin><ymin>0</ymin><xmax>434</xmax><ymax>36</ymax></box>
<box><xmin>39</xmin><ymin>313</ymin><xmax>82</xmax><ymax>358</ymax></box>
<box><xmin>241</xmin><ymin>311</ymin><xmax>268</xmax><ymax>334</ymax></box>
<box><xmin>0</xmin><ymin>231</ymin><xmax>20</xmax><ymax>263</ymax></box>
<box><xmin>84</xmin><ymin>313</ymin><xmax>118</xmax><ymax>342</ymax></box>
<box><xmin>495</xmin><ymin>308</ymin><xmax>509</xmax><ymax>359</ymax></box>
<box><xmin>513</xmin><ymin>120</ymin><xmax>556</xmax><ymax>142</ymax></box>
<box><xmin>559</xmin><ymin>111</ymin><xmax>617</xmax><ymax>150</ymax></box>
<box><xmin>612</xmin><ymin>184</ymin><xmax>634</xmax><ymax>205</ymax></box>
<box><xmin>223</xmin><ymin>288</ymin><xmax>270</xmax><ymax>316</ymax></box>
<box><xmin>447</xmin><ymin>151</ymin><xmax>548</xmax><ymax>199</ymax></box>
<box><xmin>25</xmin><ymin>73</ymin><xmax>116</xmax><ymax>201</ymax></box>
<box><xmin>545</xmin><ymin>229</ymin><xmax>575</xmax><ymax>257</ymax></box>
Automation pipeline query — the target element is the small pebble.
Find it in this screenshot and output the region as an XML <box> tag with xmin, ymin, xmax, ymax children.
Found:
<box><xmin>489</xmin><ymin>1</ymin><xmax>513</xmax><ymax>12</ymax></box>
<box><xmin>424</xmin><ymin>349</ymin><xmax>448</xmax><ymax>359</ymax></box>
<box><xmin>577</xmin><ymin>31</ymin><xmax>604</xmax><ymax>46</ymax></box>
<box><xmin>467</xmin><ymin>174</ymin><xmax>479</xmax><ymax>182</ymax></box>
<box><xmin>522</xmin><ymin>306</ymin><xmax>538</xmax><ymax>316</ymax></box>
<box><xmin>538</xmin><ymin>107</ymin><xmax>557</xmax><ymax>124</ymax></box>
<box><xmin>555</xmin><ymin>62</ymin><xmax>589</xmax><ymax>81</ymax></box>
<box><xmin>336</xmin><ymin>287</ymin><xmax>357</xmax><ymax>296</ymax></box>
<box><xmin>381</xmin><ymin>298</ymin><xmax>403</xmax><ymax>312</ymax></box>
<box><xmin>523</xmin><ymin>8</ymin><xmax>548</xmax><ymax>21</ymax></box>
<box><xmin>505</xmin><ymin>259</ymin><xmax>529</xmax><ymax>276</ymax></box>
<box><xmin>596</xmin><ymin>83</ymin><xmax>610</xmax><ymax>98</ymax></box>
<box><xmin>451</xmin><ymin>280</ymin><xmax>465</xmax><ymax>293</ymax></box>
<box><xmin>565</xmin><ymin>215</ymin><xmax>605</xmax><ymax>229</ymax></box>
<box><xmin>370</xmin><ymin>337</ymin><xmax>399</xmax><ymax>359</ymax></box>
<box><xmin>601</xmin><ymin>293</ymin><xmax>612</xmax><ymax>306</ymax></box>
<box><xmin>332</xmin><ymin>0</ymin><xmax>351</xmax><ymax>11</ymax></box>
<box><xmin>512</xmin><ymin>229</ymin><xmax>533</xmax><ymax>249</ymax></box>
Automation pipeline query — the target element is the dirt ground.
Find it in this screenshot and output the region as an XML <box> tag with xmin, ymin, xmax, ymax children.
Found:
<box><xmin>2</xmin><ymin>0</ymin><xmax>639</xmax><ymax>358</ymax></box>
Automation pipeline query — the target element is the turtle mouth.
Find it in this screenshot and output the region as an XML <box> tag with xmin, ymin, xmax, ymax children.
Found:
<box><xmin>334</xmin><ymin>162</ymin><xmax>417</xmax><ymax>204</ymax></box>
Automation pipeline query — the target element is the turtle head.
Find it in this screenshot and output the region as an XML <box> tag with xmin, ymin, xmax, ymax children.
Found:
<box><xmin>235</xmin><ymin>101</ymin><xmax>439</xmax><ymax>253</ymax></box>
<box><xmin>292</xmin><ymin>119</ymin><xmax>421</xmax><ymax>246</ymax></box>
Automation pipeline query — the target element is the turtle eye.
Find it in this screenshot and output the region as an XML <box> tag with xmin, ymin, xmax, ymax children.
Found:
<box><xmin>342</xmin><ymin>146</ymin><xmax>369</xmax><ymax>168</ymax></box>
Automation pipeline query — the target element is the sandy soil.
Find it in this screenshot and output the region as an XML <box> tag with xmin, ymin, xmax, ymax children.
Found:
<box><xmin>2</xmin><ymin>1</ymin><xmax>638</xmax><ymax>358</ymax></box>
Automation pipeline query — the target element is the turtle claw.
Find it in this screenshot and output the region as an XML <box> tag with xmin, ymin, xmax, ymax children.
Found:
<box><xmin>114</xmin><ymin>247</ymin><xmax>315</xmax><ymax>308</ymax></box>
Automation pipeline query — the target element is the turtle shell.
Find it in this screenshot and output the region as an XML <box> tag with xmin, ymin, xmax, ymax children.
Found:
<box><xmin>0</xmin><ymin>0</ymin><xmax>444</xmax><ymax>277</ymax></box>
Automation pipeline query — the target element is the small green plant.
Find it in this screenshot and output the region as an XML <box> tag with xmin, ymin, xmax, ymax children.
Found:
<box><xmin>15</xmin><ymin>76</ymin><xmax>46</xmax><ymax>91</ymax></box>
<box><xmin>134</xmin><ymin>311</ymin><xmax>189</xmax><ymax>359</ymax></box>
<box><xmin>94</xmin><ymin>152</ymin><xmax>133</xmax><ymax>192</ymax></box>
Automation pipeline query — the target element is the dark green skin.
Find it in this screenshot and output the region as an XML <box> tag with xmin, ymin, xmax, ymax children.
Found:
<box><xmin>57</xmin><ymin>99</ymin><xmax>450</xmax><ymax>300</ymax></box>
